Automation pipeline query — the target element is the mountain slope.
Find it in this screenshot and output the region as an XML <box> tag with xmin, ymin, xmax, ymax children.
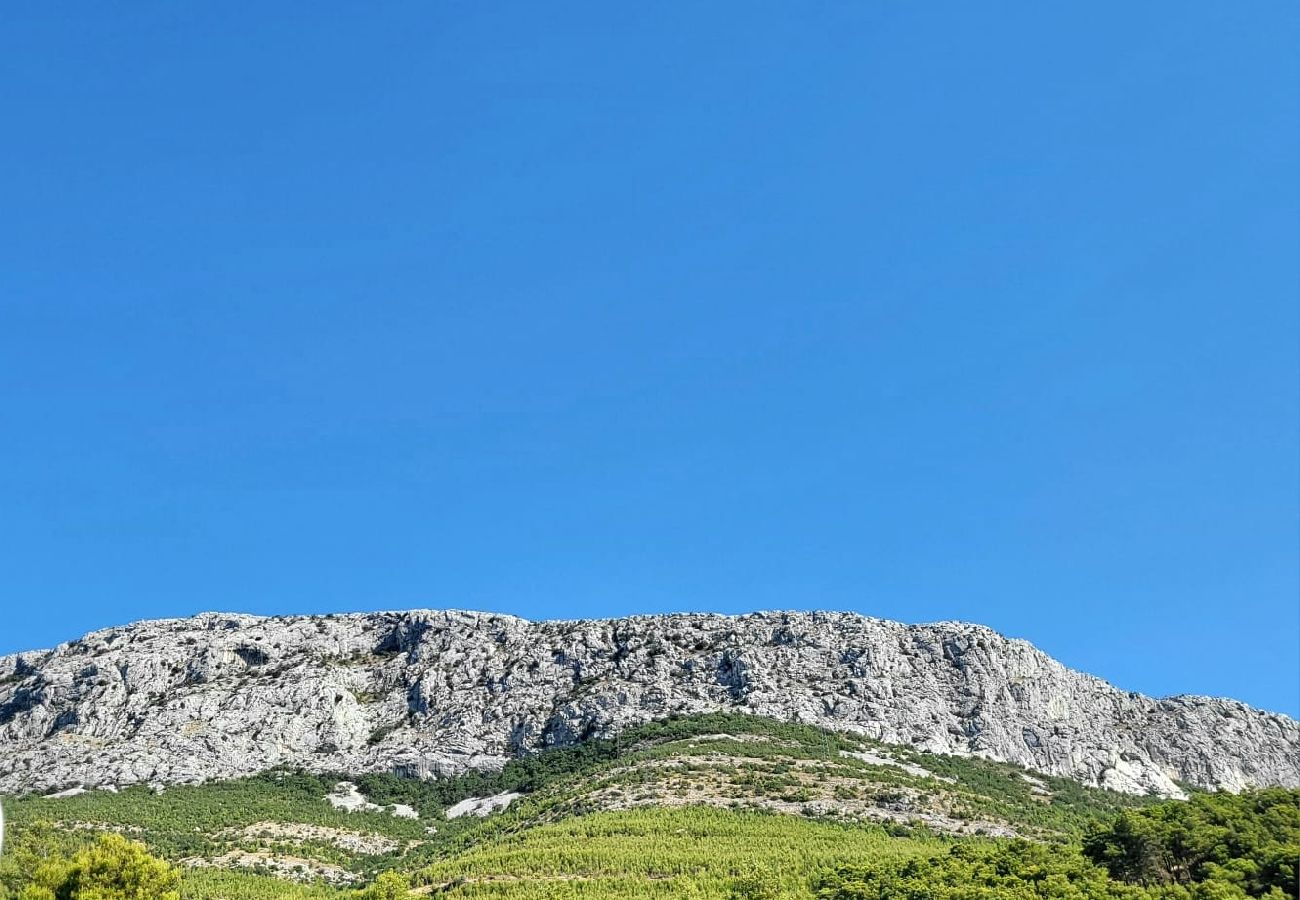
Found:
<box><xmin>3</xmin><ymin>713</ymin><xmax>1153</xmax><ymax>897</ymax></box>
<box><xmin>1</xmin><ymin>610</ymin><xmax>1296</xmax><ymax>796</ymax></box>
<box><xmin>7</xmin><ymin>714</ymin><xmax>1296</xmax><ymax>899</ymax></box>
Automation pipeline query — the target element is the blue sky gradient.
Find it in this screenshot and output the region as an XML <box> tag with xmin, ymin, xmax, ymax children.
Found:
<box><xmin>2</xmin><ymin>4</ymin><xmax>1297</xmax><ymax>715</ymax></box>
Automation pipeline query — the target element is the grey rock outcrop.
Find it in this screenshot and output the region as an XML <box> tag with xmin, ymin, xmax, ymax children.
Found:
<box><xmin>1</xmin><ymin>610</ymin><xmax>1296</xmax><ymax>797</ymax></box>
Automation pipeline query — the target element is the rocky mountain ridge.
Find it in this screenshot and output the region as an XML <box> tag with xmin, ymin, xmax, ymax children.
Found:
<box><xmin>1</xmin><ymin>609</ymin><xmax>1296</xmax><ymax>797</ymax></box>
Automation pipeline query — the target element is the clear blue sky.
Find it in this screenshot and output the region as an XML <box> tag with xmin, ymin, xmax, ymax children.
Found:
<box><xmin>2</xmin><ymin>4</ymin><xmax>1297</xmax><ymax>716</ymax></box>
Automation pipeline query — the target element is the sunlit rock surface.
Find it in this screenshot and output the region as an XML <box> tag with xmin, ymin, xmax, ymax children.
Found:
<box><xmin>1</xmin><ymin>610</ymin><xmax>1296</xmax><ymax>797</ymax></box>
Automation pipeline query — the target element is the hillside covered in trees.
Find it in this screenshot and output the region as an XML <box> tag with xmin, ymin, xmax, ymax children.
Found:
<box><xmin>1</xmin><ymin>715</ymin><xmax>1296</xmax><ymax>899</ymax></box>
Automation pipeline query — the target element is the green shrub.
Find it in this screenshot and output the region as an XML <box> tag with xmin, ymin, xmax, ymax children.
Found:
<box><xmin>16</xmin><ymin>833</ymin><xmax>180</xmax><ymax>900</ymax></box>
<box><xmin>350</xmin><ymin>871</ymin><xmax>409</xmax><ymax>899</ymax></box>
<box><xmin>729</xmin><ymin>866</ymin><xmax>782</xmax><ymax>899</ymax></box>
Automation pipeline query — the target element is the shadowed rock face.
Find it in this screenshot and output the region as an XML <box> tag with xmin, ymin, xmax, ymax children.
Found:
<box><xmin>1</xmin><ymin>610</ymin><xmax>1296</xmax><ymax>797</ymax></box>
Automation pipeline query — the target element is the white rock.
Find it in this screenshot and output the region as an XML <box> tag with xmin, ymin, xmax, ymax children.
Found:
<box><xmin>0</xmin><ymin>610</ymin><xmax>1296</xmax><ymax>798</ymax></box>
<box><xmin>325</xmin><ymin>781</ymin><xmax>381</xmax><ymax>813</ymax></box>
<box><xmin>445</xmin><ymin>792</ymin><xmax>520</xmax><ymax>819</ymax></box>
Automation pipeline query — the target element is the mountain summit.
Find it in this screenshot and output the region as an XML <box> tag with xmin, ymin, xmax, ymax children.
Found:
<box><xmin>2</xmin><ymin>610</ymin><xmax>1296</xmax><ymax>797</ymax></box>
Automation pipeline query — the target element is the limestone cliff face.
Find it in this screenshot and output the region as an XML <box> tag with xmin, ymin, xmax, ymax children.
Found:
<box><xmin>1</xmin><ymin>610</ymin><xmax>1295</xmax><ymax>797</ymax></box>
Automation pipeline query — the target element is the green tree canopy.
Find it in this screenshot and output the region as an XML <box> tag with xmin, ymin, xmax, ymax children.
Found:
<box><xmin>1083</xmin><ymin>788</ymin><xmax>1300</xmax><ymax>897</ymax></box>
<box><xmin>15</xmin><ymin>833</ymin><xmax>180</xmax><ymax>900</ymax></box>
<box><xmin>816</xmin><ymin>790</ymin><xmax>1300</xmax><ymax>900</ymax></box>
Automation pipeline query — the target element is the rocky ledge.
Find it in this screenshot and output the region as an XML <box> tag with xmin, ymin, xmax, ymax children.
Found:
<box><xmin>1</xmin><ymin>610</ymin><xmax>1296</xmax><ymax>797</ymax></box>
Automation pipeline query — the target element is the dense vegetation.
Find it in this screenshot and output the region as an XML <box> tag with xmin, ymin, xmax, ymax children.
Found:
<box><xmin>814</xmin><ymin>790</ymin><xmax>1299</xmax><ymax>900</ymax></box>
<box><xmin>1082</xmin><ymin>789</ymin><xmax>1299</xmax><ymax>895</ymax></box>
<box><xmin>1</xmin><ymin>714</ymin><xmax>1294</xmax><ymax>899</ymax></box>
<box><xmin>1</xmin><ymin>832</ymin><xmax>181</xmax><ymax>900</ymax></box>
<box><xmin>414</xmin><ymin>806</ymin><xmax>942</xmax><ymax>898</ymax></box>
